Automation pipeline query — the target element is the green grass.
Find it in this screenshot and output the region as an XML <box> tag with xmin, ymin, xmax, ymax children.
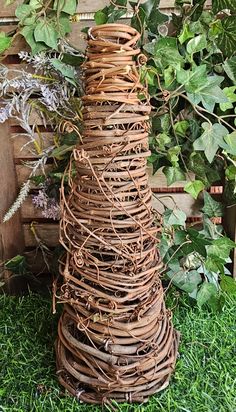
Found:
<box><xmin>0</xmin><ymin>292</ymin><xmax>236</xmax><ymax>412</ymax></box>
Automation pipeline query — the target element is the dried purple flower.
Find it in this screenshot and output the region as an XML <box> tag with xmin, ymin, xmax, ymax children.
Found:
<box><xmin>32</xmin><ymin>190</ymin><xmax>60</xmax><ymax>220</ymax></box>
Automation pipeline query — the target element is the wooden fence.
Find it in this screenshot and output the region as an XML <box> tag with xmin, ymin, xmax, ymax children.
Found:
<box><xmin>0</xmin><ymin>0</ymin><xmax>235</xmax><ymax>278</ymax></box>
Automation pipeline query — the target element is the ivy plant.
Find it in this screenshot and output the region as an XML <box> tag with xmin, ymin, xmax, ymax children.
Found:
<box><xmin>95</xmin><ymin>0</ymin><xmax>236</xmax><ymax>307</ymax></box>
<box><xmin>161</xmin><ymin>192</ymin><xmax>236</xmax><ymax>310</ymax></box>
<box><xmin>3</xmin><ymin>0</ymin><xmax>78</xmax><ymax>55</ymax></box>
<box><xmin>96</xmin><ymin>0</ymin><xmax>236</xmax><ymax>203</ymax></box>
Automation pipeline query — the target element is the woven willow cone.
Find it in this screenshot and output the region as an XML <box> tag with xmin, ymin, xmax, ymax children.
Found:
<box><xmin>55</xmin><ymin>23</ymin><xmax>179</xmax><ymax>404</ymax></box>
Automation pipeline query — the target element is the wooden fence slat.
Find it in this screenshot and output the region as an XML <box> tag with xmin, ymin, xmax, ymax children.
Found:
<box><xmin>0</xmin><ymin>0</ymin><xmax>199</xmax><ymax>17</ymax></box>
<box><xmin>0</xmin><ymin>121</ymin><xmax>25</xmax><ymax>273</ymax></box>
<box><xmin>12</xmin><ymin>133</ymin><xmax>54</xmax><ymax>158</ymax></box>
<box><xmin>16</xmin><ymin>164</ymin><xmax>53</xmax><ymax>188</ymax></box>
<box><xmin>23</xmin><ymin>223</ymin><xmax>59</xmax><ymax>247</ymax></box>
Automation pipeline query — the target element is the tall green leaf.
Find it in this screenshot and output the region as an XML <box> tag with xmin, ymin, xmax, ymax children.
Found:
<box><xmin>212</xmin><ymin>0</ymin><xmax>236</xmax><ymax>12</ymax></box>
<box><xmin>217</xmin><ymin>16</ymin><xmax>236</xmax><ymax>57</ymax></box>
<box><xmin>224</xmin><ymin>56</ymin><xmax>236</xmax><ymax>84</ymax></box>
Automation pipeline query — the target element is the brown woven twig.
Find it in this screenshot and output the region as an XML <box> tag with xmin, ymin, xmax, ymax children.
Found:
<box><xmin>55</xmin><ymin>23</ymin><xmax>179</xmax><ymax>405</ymax></box>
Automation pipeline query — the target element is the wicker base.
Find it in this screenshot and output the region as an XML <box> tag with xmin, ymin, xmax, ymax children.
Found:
<box><xmin>56</xmin><ymin>304</ymin><xmax>179</xmax><ymax>404</ymax></box>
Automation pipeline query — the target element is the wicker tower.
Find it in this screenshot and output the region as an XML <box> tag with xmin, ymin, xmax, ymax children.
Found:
<box><xmin>55</xmin><ymin>23</ymin><xmax>179</xmax><ymax>405</ymax></box>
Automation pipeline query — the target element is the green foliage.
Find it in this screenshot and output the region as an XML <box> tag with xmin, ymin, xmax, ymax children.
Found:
<box><xmin>193</xmin><ymin>122</ymin><xmax>228</xmax><ymax>163</ymax></box>
<box><xmin>161</xmin><ymin>195</ymin><xmax>235</xmax><ymax>310</ymax></box>
<box><xmin>121</xmin><ymin>0</ymin><xmax>236</xmax><ymax>206</ymax></box>
<box><xmin>202</xmin><ymin>191</ymin><xmax>224</xmax><ymax>217</ymax></box>
<box><xmin>0</xmin><ymin>32</ymin><xmax>12</xmax><ymax>53</ymax></box>
<box><xmin>3</xmin><ymin>0</ymin><xmax>78</xmax><ymax>55</ymax></box>
<box><xmin>94</xmin><ymin>0</ymin><xmax>128</xmax><ymax>24</ymax></box>
<box><xmin>184</xmin><ymin>180</ymin><xmax>205</xmax><ymax>199</ymax></box>
<box><xmin>5</xmin><ymin>255</ymin><xmax>28</xmax><ymax>275</ymax></box>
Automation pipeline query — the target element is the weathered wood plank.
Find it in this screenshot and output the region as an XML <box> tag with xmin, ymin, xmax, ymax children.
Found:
<box><xmin>24</xmin><ymin>248</ymin><xmax>53</xmax><ymax>275</ymax></box>
<box><xmin>1</xmin><ymin>0</ymin><xmax>207</xmax><ymax>17</ymax></box>
<box><xmin>16</xmin><ymin>164</ymin><xmax>53</xmax><ymax>187</ymax></box>
<box><xmin>0</xmin><ymin>121</ymin><xmax>25</xmax><ymax>273</ymax></box>
<box><xmin>12</xmin><ymin>132</ymin><xmax>54</xmax><ymax>158</ymax></box>
<box><xmin>23</xmin><ymin>223</ymin><xmax>59</xmax><ymax>247</ymax></box>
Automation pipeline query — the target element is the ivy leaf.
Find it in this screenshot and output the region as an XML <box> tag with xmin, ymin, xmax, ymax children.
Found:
<box><xmin>174</xmin><ymin>120</ymin><xmax>189</xmax><ymax>137</ymax></box>
<box><xmin>208</xmin><ymin>237</ymin><xmax>236</xmax><ymax>259</ymax></box>
<box><xmin>184</xmin><ymin>180</ymin><xmax>205</xmax><ymax>199</ymax></box>
<box><xmin>188</xmin><ymin>152</ymin><xmax>210</xmax><ymax>185</ymax></box>
<box><xmin>223</xmin><ymin>131</ymin><xmax>236</xmax><ymax>155</ymax></box>
<box><xmin>217</xmin><ymin>16</ymin><xmax>236</xmax><ymax>57</ymax></box>
<box><xmin>174</xmin><ymin>230</ymin><xmax>187</xmax><ymax>245</ymax></box>
<box><xmin>193</xmin><ymin>122</ymin><xmax>228</xmax><ymax>163</ymax></box>
<box><xmin>176</xmin><ymin>65</ymin><xmax>207</xmax><ymax>93</ymax></box>
<box><xmin>130</xmin><ymin>0</ymin><xmax>159</xmax><ymax>33</ymax></box>
<box><xmin>143</xmin><ymin>41</ymin><xmax>156</xmax><ymax>55</ymax></box>
<box><xmin>34</xmin><ymin>19</ymin><xmax>59</xmax><ymax>50</ymax></box>
<box><xmin>15</xmin><ymin>4</ymin><xmax>34</xmax><ymax>23</ymax></box>
<box><xmin>187</xmin><ymin>75</ymin><xmax>228</xmax><ymax>112</ymax></box>
<box><xmin>163</xmin><ymin>208</ymin><xmax>187</xmax><ymax>227</ymax></box>
<box><xmin>0</xmin><ymin>32</ymin><xmax>12</xmax><ymax>54</ymax></box>
<box><xmin>5</xmin><ymin>255</ymin><xmax>27</xmax><ymax>275</ymax></box>
<box><xmin>58</xmin><ymin>14</ymin><xmax>72</xmax><ymax>36</ymax></box>
<box><xmin>212</xmin><ymin>0</ymin><xmax>236</xmax><ymax>13</ymax></box>
<box><xmin>53</xmin><ymin>0</ymin><xmax>77</xmax><ymax>15</ymax></box>
<box><xmin>29</xmin><ymin>0</ymin><xmax>42</xmax><ymax>8</ymax></box>
<box><xmin>202</xmin><ymin>191</ymin><xmax>223</xmax><ymax>217</ymax></box>
<box><xmin>166</xmin><ymin>268</ymin><xmax>202</xmax><ymax>293</ymax></box>
<box><xmin>221</xmin><ymin>274</ymin><xmax>236</xmax><ymax>294</ymax></box>
<box><xmin>159</xmin><ymin>234</ymin><xmax>172</xmax><ymax>258</ymax></box>
<box><xmin>197</xmin><ymin>282</ymin><xmax>218</xmax><ymax>307</ymax></box>
<box><xmin>94</xmin><ymin>10</ymin><xmax>108</xmax><ymax>24</ymax></box>
<box><xmin>186</xmin><ymin>34</ymin><xmax>207</xmax><ymax>55</ymax></box>
<box><xmin>186</xmin><ymin>228</ymin><xmax>210</xmax><ymax>257</ymax></box>
<box><xmin>164</xmin><ymin>66</ymin><xmax>175</xmax><ymax>88</ymax></box>
<box><xmin>220</xmin><ymin>86</ymin><xmax>236</xmax><ymax>111</ymax></box>
<box><xmin>163</xmin><ymin>166</ymin><xmax>186</xmax><ymax>185</ymax></box>
<box><xmin>50</xmin><ymin>58</ymin><xmax>76</xmax><ymax>84</ymax></box>
<box><xmin>178</xmin><ymin>23</ymin><xmax>194</xmax><ymax>44</ymax></box>
<box><xmin>225</xmin><ymin>164</ymin><xmax>236</xmax><ymax>180</ymax></box>
<box><xmin>154</xmin><ymin>37</ymin><xmax>184</xmax><ymax>67</ymax></box>
<box><xmin>21</xmin><ymin>25</ymin><xmax>47</xmax><ymax>55</ymax></box>
<box><xmin>224</xmin><ymin>56</ymin><xmax>236</xmax><ymax>84</ymax></box>
<box><xmin>205</xmin><ymin>255</ymin><xmax>225</xmax><ymax>273</ymax></box>
<box><xmin>201</xmin><ymin>216</ymin><xmax>223</xmax><ymax>239</ymax></box>
<box><xmin>147</xmin><ymin>153</ymin><xmax>159</xmax><ymax>165</ymax></box>
<box><xmin>167</xmin><ymin>145</ymin><xmax>181</xmax><ymax>166</ymax></box>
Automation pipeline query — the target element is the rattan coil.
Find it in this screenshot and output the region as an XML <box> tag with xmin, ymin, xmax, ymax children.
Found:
<box><xmin>55</xmin><ymin>23</ymin><xmax>179</xmax><ymax>405</ymax></box>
